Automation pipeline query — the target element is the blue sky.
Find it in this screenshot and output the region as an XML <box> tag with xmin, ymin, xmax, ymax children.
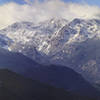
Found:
<box><xmin>0</xmin><ymin>0</ymin><xmax>100</xmax><ymax>7</ymax></box>
<box><xmin>0</xmin><ymin>0</ymin><xmax>25</xmax><ymax>4</ymax></box>
<box><xmin>64</xmin><ymin>0</ymin><xmax>100</xmax><ymax>6</ymax></box>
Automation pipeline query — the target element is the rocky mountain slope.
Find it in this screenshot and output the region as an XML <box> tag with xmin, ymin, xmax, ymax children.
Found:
<box><xmin>0</xmin><ymin>47</ymin><xmax>99</xmax><ymax>98</ymax></box>
<box><xmin>0</xmin><ymin>18</ymin><xmax>100</xmax><ymax>85</ymax></box>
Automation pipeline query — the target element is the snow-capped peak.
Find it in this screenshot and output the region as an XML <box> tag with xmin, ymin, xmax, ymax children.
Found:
<box><xmin>0</xmin><ymin>18</ymin><xmax>100</xmax><ymax>85</ymax></box>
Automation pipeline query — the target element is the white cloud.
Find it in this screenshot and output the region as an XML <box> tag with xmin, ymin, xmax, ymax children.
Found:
<box><xmin>0</xmin><ymin>0</ymin><xmax>100</xmax><ymax>29</ymax></box>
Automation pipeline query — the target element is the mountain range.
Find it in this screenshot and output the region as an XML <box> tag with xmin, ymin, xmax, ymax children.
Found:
<box><xmin>0</xmin><ymin>18</ymin><xmax>100</xmax><ymax>99</ymax></box>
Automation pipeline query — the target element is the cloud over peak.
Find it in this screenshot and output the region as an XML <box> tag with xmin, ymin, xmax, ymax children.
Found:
<box><xmin>0</xmin><ymin>0</ymin><xmax>100</xmax><ymax>29</ymax></box>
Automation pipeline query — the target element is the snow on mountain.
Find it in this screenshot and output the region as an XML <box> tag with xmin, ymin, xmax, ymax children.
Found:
<box><xmin>0</xmin><ymin>18</ymin><xmax>68</xmax><ymax>57</ymax></box>
<box><xmin>0</xmin><ymin>34</ymin><xmax>13</xmax><ymax>49</ymax></box>
<box><xmin>39</xmin><ymin>18</ymin><xmax>100</xmax><ymax>56</ymax></box>
<box><xmin>0</xmin><ymin>18</ymin><xmax>100</xmax><ymax>84</ymax></box>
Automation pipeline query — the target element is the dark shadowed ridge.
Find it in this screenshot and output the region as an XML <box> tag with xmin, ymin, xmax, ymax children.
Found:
<box><xmin>0</xmin><ymin>47</ymin><xmax>99</xmax><ymax>98</ymax></box>
<box><xmin>0</xmin><ymin>69</ymin><xmax>97</xmax><ymax>100</ymax></box>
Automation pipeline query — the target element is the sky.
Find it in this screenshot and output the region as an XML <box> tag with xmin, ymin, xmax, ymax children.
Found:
<box><xmin>0</xmin><ymin>0</ymin><xmax>100</xmax><ymax>7</ymax></box>
<box><xmin>0</xmin><ymin>0</ymin><xmax>100</xmax><ymax>29</ymax></box>
<box><xmin>64</xmin><ymin>0</ymin><xmax>100</xmax><ymax>6</ymax></box>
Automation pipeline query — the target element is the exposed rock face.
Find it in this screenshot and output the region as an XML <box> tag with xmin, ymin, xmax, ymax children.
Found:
<box><xmin>0</xmin><ymin>18</ymin><xmax>100</xmax><ymax>84</ymax></box>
